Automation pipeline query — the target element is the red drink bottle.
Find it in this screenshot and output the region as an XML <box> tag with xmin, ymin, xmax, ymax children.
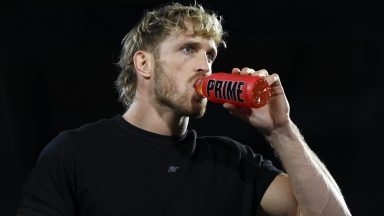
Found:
<box><xmin>194</xmin><ymin>72</ymin><xmax>271</xmax><ymax>108</ymax></box>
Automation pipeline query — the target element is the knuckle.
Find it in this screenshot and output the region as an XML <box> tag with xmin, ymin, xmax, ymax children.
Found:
<box><xmin>258</xmin><ymin>69</ymin><xmax>268</xmax><ymax>73</ymax></box>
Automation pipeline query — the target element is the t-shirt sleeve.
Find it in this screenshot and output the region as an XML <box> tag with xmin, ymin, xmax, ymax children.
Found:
<box><xmin>236</xmin><ymin>140</ymin><xmax>283</xmax><ymax>211</ymax></box>
<box><xmin>17</xmin><ymin>132</ymin><xmax>78</xmax><ymax>216</ymax></box>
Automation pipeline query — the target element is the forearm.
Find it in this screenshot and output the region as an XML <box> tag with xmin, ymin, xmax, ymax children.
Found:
<box><xmin>265</xmin><ymin>121</ymin><xmax>351</xmax><ymax>216</ymax></box>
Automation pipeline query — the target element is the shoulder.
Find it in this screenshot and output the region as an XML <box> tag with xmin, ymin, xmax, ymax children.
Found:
<box><xmin>196</xmin><ymin>135</ymin><xmax>261</xmax><ymax>164</ymax></box>
<box><xmin>62</xmin><ymin>115</ymin><xmax>119</xmax><ymax>139</ymax></box>
<box><xmin>39</xmin><ymin>115</ymin><xmax>120</xmax><ymax>159</ymax></box>
<box><xmin>196</xmin><ymin>135</ymin><xmax>282</xmax><ymax>171</ymax></box>
<box><xmin>197</xmin><ymin>135</ymin><xmax>255</xmax><ymax>154</ymax></box>
<box><xmin>52</xmin><ymin>115</ymin><xmax>125</xmax><ymax>149</ymax></box>
<box><xmin>197</xmin><ymin>135</ymin><xmax>242</xmax><ymax>152</ymax></box>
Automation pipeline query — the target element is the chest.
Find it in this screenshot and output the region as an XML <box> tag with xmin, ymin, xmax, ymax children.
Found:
<box><xmin>76</xmin><ymin>147</ymin><xmax>253</xmax><ymax>215</ymax></box>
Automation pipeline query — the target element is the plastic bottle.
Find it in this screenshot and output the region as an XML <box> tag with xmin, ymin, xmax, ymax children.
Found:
<box><xmin>194</xmin><ymin>72</ymin><xmax>271</xmax><ymax>108</ymax></box>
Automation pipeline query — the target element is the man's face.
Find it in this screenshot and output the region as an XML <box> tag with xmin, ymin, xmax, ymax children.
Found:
<box><xmin>153</xmin><ymin>26</ymin><xmax>217</xmax><ymax>118</ymax></box>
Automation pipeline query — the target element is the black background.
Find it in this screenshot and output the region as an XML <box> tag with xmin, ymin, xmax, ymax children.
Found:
<box><xmin>1</xmin><ymin>0</ymin><xmax>383</xmax><ymax>215</ymax></box>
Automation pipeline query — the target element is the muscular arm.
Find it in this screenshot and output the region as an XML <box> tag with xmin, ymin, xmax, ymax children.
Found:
<box><xmin>224</xmin><ymin>67</ymin><xmax>351</xmax><ymax>216</ymax></box>
<box><xmin>260</xmin><ymin>121</ymin><xmax>351</xmax><ymax>216</ymax></box>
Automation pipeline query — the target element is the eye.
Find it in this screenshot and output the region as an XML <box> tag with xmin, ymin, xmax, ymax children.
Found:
<box><xmin>181</xmin><ymin>45</ymin><xmax>195</xmax><ymax>54</ymax></box>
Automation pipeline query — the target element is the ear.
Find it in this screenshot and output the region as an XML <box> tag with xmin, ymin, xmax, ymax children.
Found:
<box><xmin>133</xmin><ymin>50</ymin><xmax>153</xmax><ymax>79</ymax></box>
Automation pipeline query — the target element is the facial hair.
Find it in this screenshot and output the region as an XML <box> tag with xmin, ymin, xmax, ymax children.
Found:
<box><xmin>153</xmin><ymin>59</ymin><xmax>207</xmax><ymax>118</ymax></box>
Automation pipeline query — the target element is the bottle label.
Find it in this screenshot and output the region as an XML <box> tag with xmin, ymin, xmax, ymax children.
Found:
<box><xmin>206</xmin><ymin>80</ymin><xmax>245</xmax><ymax>102</ymax></box>
<box><xmin>195</xmin><ymin>73</ymin><xmax>271</xmax><ymax>108</ymax></box>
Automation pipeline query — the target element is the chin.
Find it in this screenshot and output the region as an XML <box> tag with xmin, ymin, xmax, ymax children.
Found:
<box><xmin>173</xmin><ymin>93</ymin><xmax>207</xmax><ymax>118</ymax></box>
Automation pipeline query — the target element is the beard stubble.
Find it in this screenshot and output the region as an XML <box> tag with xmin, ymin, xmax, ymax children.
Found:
<box><xmin>153</xmin><ymin>59</ymin><xmax>207</xmax><ymax>118</ymax></box>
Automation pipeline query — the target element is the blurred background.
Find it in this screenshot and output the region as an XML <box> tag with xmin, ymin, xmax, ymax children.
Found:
<box><xmin>1</xmin><ymin>0</ymin><xmax>383</xmax><ymax>215</ymax></box>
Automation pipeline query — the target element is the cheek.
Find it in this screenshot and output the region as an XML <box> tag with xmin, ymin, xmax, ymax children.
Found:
<box><xmin>160</xmin><ymin>54</ymin><xmax>187</xmax><ymax>69</ymax></box>
<box><xmin>173</xmin><ymin>76</ymin><xmax>187</xmax><ymax>91</ymax></box>
<box><xmin>158</xmin><ymin>57</ymin><xmax>193</xmax><ymax>91</ymax></box>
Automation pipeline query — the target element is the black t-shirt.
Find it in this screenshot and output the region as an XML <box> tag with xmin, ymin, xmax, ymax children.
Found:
<box><xmin>18</xmin><ymin>115</ymin><xmax>282</xmax><ymax>216</ymax></box>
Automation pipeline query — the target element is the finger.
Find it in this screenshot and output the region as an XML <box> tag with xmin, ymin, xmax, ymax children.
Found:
<box><xmin>265</xmin><ymin>73</ymin><xmax>280</xmax><ymax>86</ymax></box>
<box><xmin>240</xmin><ymin>67</ymin><xmax>256</xmax><ymax>75</ymax></box>
<box><xmin>223</xmin><ymin>102</ymin><xmax>236</xmax><ymax>110</ymax></box>
<box><xmin>253</xmin><ymin>69</ymin><xmax>269</xmax><ymax>78</ymax></box>
<box><xmin>223</xmin><ymin>103</ymin><xmax>252</xmax><ymax>118</ymax></box>
<box><xmin>231</xmin><ymin>68</ymin><xmax>241</xmax><ymax>74</ymax></box>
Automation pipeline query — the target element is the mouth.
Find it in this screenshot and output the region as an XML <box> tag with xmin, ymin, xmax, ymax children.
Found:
<box><xmin>190</xmin><ymin>73</ymin><xmax>207</xmax><ymax>87</ymax></box>
<box><xmin>189</xmin><ymin>73</ymin><xmax>208</xmax><ymax>103</ymax></box>
<box><xmin>191</xmin><ymin>87</ymin><xmax>206</xmax><ymax>103</ymax></box>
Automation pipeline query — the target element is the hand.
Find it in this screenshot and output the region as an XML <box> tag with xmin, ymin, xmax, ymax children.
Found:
<box><xmin>223</xmin><ymin>67</ymin><xmax>291</xmax><ymax>135</ymax></box>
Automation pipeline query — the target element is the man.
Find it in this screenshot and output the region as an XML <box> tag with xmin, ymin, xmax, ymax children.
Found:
<box><xmin>18</xmin><ymin>3</ymin><xmax>351</xmax><ymax>216</ymax></box>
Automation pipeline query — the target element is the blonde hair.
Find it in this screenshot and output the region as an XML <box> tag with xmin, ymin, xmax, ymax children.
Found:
<box><xmin>116</xmin><ymin>2</ymin><xmax>226</xmax><ymax>108</ymax></box>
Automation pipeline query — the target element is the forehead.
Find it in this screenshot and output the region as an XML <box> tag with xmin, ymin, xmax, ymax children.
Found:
<box><xmin>159</xmin><ymin>28</ymin><xmax>217</xmax><ymax>50</ymax></box>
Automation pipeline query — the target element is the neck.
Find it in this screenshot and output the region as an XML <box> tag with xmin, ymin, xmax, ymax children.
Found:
<box><xmin>122</xmin><ymin>101</ymin><xmax>189</xmax><ymax>137</ymax></box>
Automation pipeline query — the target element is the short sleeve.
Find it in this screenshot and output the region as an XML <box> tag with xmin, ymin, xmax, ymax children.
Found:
<box><xmin>17</xmin><ymin>132</ymin><xmax>78</xmax><ymax>216</ymax></box>
<box><xmin>238</xmin><ymin>142</ymin><xmax>283</xmax><ymax>211</ymax></box>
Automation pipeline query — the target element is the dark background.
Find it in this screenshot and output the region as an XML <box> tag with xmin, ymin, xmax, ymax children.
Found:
<box><xmin>1</xmin><ymin>0</ymin><xmax>383</xmax><ymax>215</ymax></box>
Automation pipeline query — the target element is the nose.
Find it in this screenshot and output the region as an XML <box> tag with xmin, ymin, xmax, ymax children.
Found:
<box><xmin>196</xmin><ymin>52</ymin><xmax>211</xmax><ymax>75</ymax></box>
